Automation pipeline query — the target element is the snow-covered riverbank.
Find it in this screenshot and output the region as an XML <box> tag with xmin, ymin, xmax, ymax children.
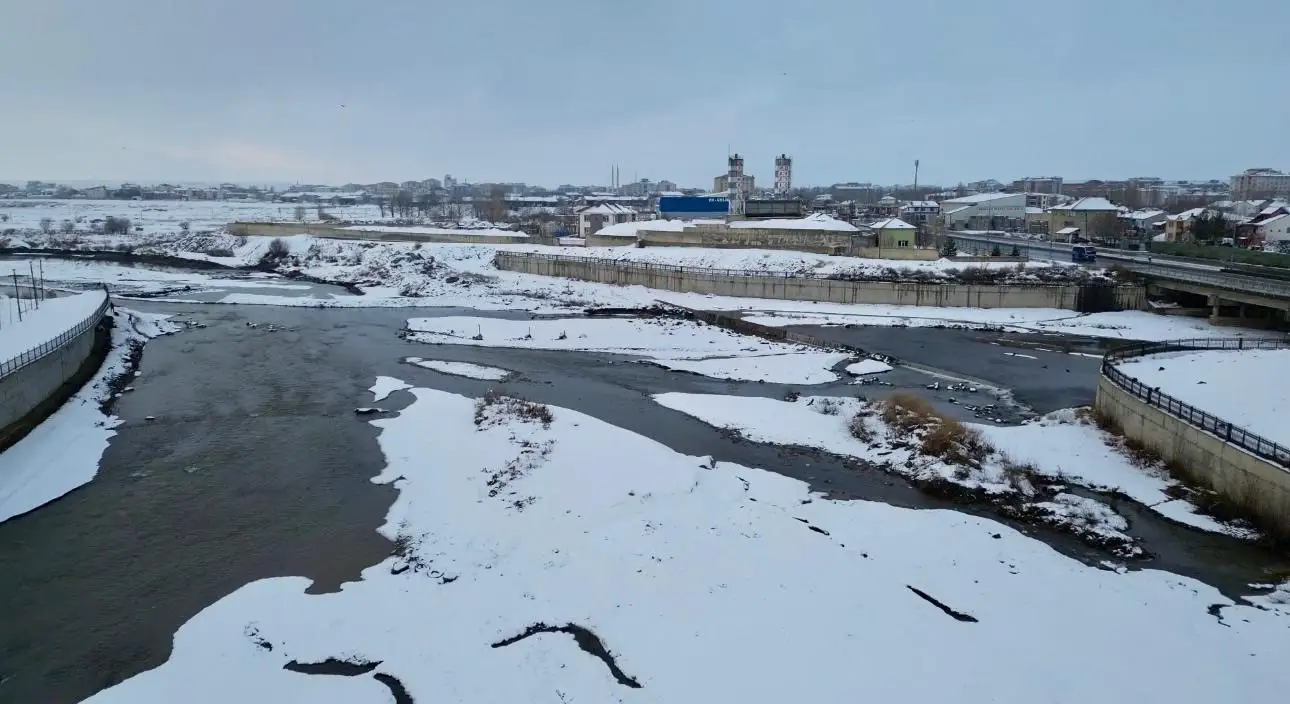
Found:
<box><xmin>85</xmin><ymin>383</ymin><xmax>1290</xmax><ymax>703</ymax></box>
<box><xmin>0</xmin><ymin>307</ymin><xmax>180</xmax><ymax>523</ymax></box>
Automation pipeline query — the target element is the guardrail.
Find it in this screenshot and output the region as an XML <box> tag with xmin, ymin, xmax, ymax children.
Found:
<box><xmin>1102</xmin><ymin>337</ymin><xmax>1290</xmax><ymax>469</ymax></box>
<box><xmin>0</xmin><ymin>291</ymin><xmax>111</xmax><ymax>381</ymax></box>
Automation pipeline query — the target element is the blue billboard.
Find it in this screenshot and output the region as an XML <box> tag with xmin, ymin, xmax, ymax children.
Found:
<box><xmin>658</xmin><ymin>195</ymin><xmax>728</xmax><ymax>219</ymax></box>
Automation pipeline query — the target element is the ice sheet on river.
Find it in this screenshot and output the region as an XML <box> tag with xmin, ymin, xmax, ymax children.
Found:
<box><xmin>87</xmin><ymin>384</ymin><xmax>1290</xmax><ymax>703</ymax></box>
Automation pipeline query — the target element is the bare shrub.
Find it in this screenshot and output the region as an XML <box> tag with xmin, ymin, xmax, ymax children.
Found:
<box><xmin>179</xmin><ymin>220</ymin><xmax>191</xmax><ymax>233</ymax></box>
<box><xmin>473</xmin><ymin>390</ymin><xmax>553</xmax><ymax>428</ymax></box>
<box><xmin>103</xmin><ymin>216</ymin><xmax>132</xmax><ymax>235</ymax></box>
<box><xmin>847</xmin><ymin>412</ymin><xmax>875</xmax><ymax>443</ymax></box>
<box><xmin>59</xmin><ymin>219</ymin><xmax>75</xmax><ymax>234</ymax></box>
<box><xmin>921</xmin><ymin>418</ymin><xmax>993</xmax><ymax>466</ymax></box>
<box><xmin>113</xmin><ymin>242</ymin><xmax>136</xmax><ymax>254</ymax></box>
<box><xmin>1090</xmin><ymin>407</ymin><xmax>1122</xmax><ymax>435</ymax></box>
<box><xmin>39</xmin><ymin>217</ymin><xmax>54</xmax><ymax>234</ymax></box>
<box><xmin>1122</xmin><ymin>436</ymin><xmax>1162</xmax><ymax>466</ymax></box>
<box><xmin>999</xmin><ymin>455</ymin><xmax>1039</xmax><ymax>494</ymax></box>
<box><xmin>206</xmin><ymin>248</ymin><xmax>234</xmax><ymax>257</ymax></box>
<box><xmin>264</xmin><ymin>237</ymin><xmax>289</xmax><ymax>261</ymax></box>
<box><xmin>880</xmin><ymin>393</ymin><xmax>937</xmax><ymax>433</ymax></box>
<box><xmin>813</xmin><ymin>397</ymin><xmax>843</xmax><ymax>416</ymax></box>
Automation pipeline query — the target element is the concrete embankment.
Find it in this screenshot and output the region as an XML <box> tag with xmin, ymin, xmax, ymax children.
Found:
<box><xmin>230</xmin><ymin>221</ymin><xmax>540</xmax><ymax>245</ymax></box>
<box><xmin>1095</xmin><ymin>345</ymin><xmax>1290</xmax><ymax>540</ymax></box>
<box><xmin>495</xmin><ymin>251</ymin><xmax>1145</xmax><ymax>312</ymax></box>
<box><xmin>0</xmin><ymin>291</ymin><xmax>112</xmax><ymax>450</ymax></box>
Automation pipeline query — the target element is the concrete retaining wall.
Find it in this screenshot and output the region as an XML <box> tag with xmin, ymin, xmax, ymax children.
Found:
<box><xmin>1095</xmin><ymin>374</ymin><xmax>1290</xmax><ymax>538</ymax></box>
<box><xmin>229</xmin><ymin>222</ymin><xmax>534</xmax><ymax>245</ymax></box>
<box><xmin>495</xmin><ymin>252</ymin><xmax>1145</xmax><ymax>311</ymax></box>
<box><xmin>0</xmin><ymin>309</ymin><xmax>107</xmax><ymax>447</ymax></box>
<box><xmin>637</xmin><ymin>226</ymin><xmax>857</xmax><ymax>255</ymax></box>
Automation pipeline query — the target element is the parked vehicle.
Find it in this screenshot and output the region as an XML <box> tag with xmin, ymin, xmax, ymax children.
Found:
<box><xmin>1071</xmin><ymin>245</ymin><xmax>1097</xmax><ymax>263</ymax></box>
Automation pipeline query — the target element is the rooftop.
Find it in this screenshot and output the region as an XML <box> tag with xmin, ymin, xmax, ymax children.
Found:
<box><xmin>579</xmin><ymin>203</ymin><xmax>636</xmax><ymax>215</ymax></box>
<box><xmin>940</xmin><ymin>192</ymin><xmax>1019</xmax><ymax>204</ymax></box>
<box><xmin>1051</xmin><ymin>197</ymin><xmax>1119</xmax><ymax>212</ymax></box>
<box><xmin>868</xmin><ymin>217</ymin><xmax>916</xmax><ymax>230</ymax></box>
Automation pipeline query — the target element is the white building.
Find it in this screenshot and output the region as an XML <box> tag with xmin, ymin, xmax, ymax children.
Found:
<box><xmin>774</xmin><ymin>154</ymin><xmax>792</xmax><ymax>196</ymax></box>
<box><xmin>868</xmin><ymin>217</ymin><xmax>918</xmax><ymax>248</ymax></box>
<box><xmin>1254</xmin><ymin>213</ymin><xmax>1290</xmax><ymax>244</ymax></box>
<box><xmin>899</xmin><ymin>200</ymin><xmax>939</xmax><ymax>225</ymax></box>
<box><xmin>938</xmin><ymin>192</ymin><xmax>1027</xmax><ymax>230</ymax></box>
<box><xmin>1231</xmin><ymin>169</ymin><xmax>1290</xmax><ymax>200</ymax></box>
<box><xmin>1119</xmin><ymin>208</ymin><xmax>1168</xmax><ymax>233</ymax></box>
<box><xmin>577</xmin><ymin>203</ymin><xmax>637</xmax><ymax>237</ymax></box>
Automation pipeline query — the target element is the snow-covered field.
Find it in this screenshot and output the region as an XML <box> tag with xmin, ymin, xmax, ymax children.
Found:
<box><xmin>86</xmin><ymin>384</ymin><xmax>1290</xmax><ymax>703</ymax></box>
<box><xmin>979</xmin><ymin>409</ymin><xmax>1249</xmax><ymax>535</ymax></box>
<box><xmin>1115</xmin><ymin>348</ymin><xmax>1290</xmax><ymax>446</ymax></box>
<box><xmin>0</xmin><ymin>199</ymin><xmax>384</xmax><ymax>235</ymax></box>
<box><xmin>0</xmin><ymin>290</ymin><xmax>105</xmax><ymax>365</ymax></box>
<box><xmin>653</xmin><ymin>393</ymin><xmax>1246</xmax><ymax>539</ymax></box>
<box><xmin>0</xmin><ymin>256</ymin><xmax>313</xmax><ymax>297</ymax></box>
<box><xmin>342</xmin><ymin>224</ymin><xmax>526</xmax><ymax>238</ymax></box>
<box><xmin>0</xmin><ymin>308</ymin><xmax>179</xmax><ymax>523</ymax></box>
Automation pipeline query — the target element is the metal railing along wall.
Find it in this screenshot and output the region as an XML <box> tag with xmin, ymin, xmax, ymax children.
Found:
<box><xmin>1101</xmin><ymin>337</ymin><xmax>1290</xmax><ymax>469</ymax></box>
<box><xmin>0</xmin><ymin>292</ymin><xmax>111</xmax><ymax>381</ymax></box>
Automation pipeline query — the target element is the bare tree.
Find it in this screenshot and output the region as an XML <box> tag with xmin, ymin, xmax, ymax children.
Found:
<box><xmin>39</xmin><ymin>217</ymin><xmax>54</xmax><ymax>234</ymax></box>
<box><xmin>393</xmin><ymin>190</ymin><xmax>415</xmax><ymax>218</ymax></box>
<box><xmin>294</xmin><ymin>205</ymin><xmax>307</xmax><ymax>222</ymax></box>
<box><xmin>476</xmin><ymin>186</ymin><xmax>508</xmax><ymax>224</ymax></box>
<box><xmin>103</xmin><ymin>216</ymin><xmax>131</xmax><ymax>235</ymax></box>
<box><xmin>179</xmin><ymin>220</ymin><xmax>191</xmax><ymax>233</ymax></box>
<box><xmin>60</xmin><ymin>219</ymin><xmax>75</xmax><ymax>234</ymax></box>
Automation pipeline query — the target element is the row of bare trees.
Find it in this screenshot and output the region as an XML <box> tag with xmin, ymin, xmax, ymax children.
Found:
<box><xmin>373</xmin><ymin>186</ymin><xmax>511</xmax><ymax>224</ymax></box>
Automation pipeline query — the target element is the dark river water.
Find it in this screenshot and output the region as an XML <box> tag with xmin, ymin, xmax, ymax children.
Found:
<box><xmin>0</xmin><ymin>295</ymin><xmax>1286</xmax><ymax>703</ymax></box>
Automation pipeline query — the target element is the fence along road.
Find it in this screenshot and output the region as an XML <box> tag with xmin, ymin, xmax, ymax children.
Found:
<box><xmin>1101</xmin><ymin>337</ymin><xmax>1290</xmax><ymax>469</ymax></box>
<box><xmin>0</xmin><ymin>291</ymin><xmax>111</xmax><ymax>381</ymax></box>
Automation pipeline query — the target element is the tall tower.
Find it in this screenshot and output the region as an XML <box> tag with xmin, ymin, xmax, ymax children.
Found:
<box><xmin>727</xmin><ymin>153</ymin><xmax>746</xmax><ymax>218</ymax></box>
<box><xmin>774</xmin><ymin>154</ymin><xmax>792</xmax><ymax>196</ymax></box>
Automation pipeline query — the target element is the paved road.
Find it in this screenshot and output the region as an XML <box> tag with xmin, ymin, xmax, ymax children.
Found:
<box><xmin>951</xmin><ymin>233</ymin><xmax>1290</xmax><ymax>302</ymax></box>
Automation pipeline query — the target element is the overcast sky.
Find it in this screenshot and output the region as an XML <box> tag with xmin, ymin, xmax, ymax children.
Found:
<box><xmin>2</xmin><ymin>0</ymin><xmax>1286</xmax><ymax>188</ymax></box>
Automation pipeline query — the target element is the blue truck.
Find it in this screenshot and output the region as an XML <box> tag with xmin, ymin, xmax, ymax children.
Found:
<box><xmin>1071</xmin><ymin>245</ymin><xmax>1097</xmax><ymax>263</ymax></box>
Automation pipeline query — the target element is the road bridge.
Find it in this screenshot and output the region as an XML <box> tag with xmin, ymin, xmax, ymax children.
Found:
<box><xmin>949</xmin><ymin>232</ymin><xmax>1290</xmax><ymax>323</ymax></box>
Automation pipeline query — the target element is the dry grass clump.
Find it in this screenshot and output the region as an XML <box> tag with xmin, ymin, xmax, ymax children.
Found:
<box><xmin>880</xmin><ymin>393</ymin><xmax>993</xmax><ymax>465</ymax></box>
<box><xmin>922</xmin><ymin>418</ymin><xmax>993</xmax><ymax>466</ymax></box>
<box><xmin>880</xmin><ymin>393</ymin><xmax>938</xmax><ymax>433</ymax></box>
<box><xmin>473</xmin><ymin>389</ymin><xmax>554</xmax><ymax>428</ymax></box>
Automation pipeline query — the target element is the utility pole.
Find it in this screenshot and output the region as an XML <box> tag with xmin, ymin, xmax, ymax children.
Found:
<box><xmin>12</xmin><ymin>272</ymin><xmax>21</xmax><ymax>322</ymax></box>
